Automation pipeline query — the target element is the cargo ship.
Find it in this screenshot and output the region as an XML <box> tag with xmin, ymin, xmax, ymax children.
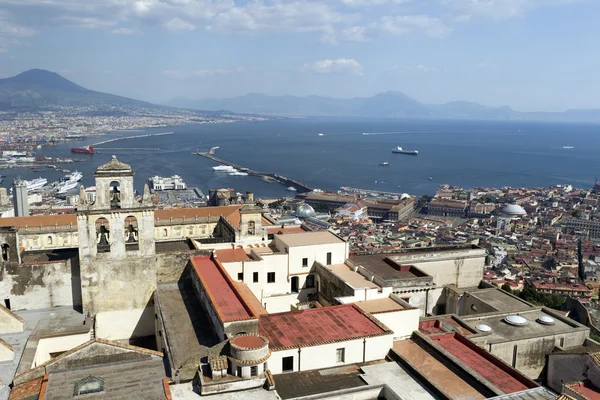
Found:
<box><xmin>71</xmin><ymin>145</ymin><xmax>94</xmax><ymax>154</ymax></box>
<box><xmin>392</xmin><ymin>146</ymin><xmax>418</xmax><ymax>155</ymax></box>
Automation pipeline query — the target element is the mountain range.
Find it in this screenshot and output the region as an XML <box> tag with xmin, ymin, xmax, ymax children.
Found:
<box><xmin>4</xmin><ymin>69</ymin><xmax>600</xmax><ymax>122</ymax></box>
<box><xmin>165</xmin><ymin>93</ymin><xmax>600</xmax><ymax>122</ymax></box>
<box><xmin>0</xmin><ymin>69</ymin><xmax>154</xmax><ymax>110</ymax></box>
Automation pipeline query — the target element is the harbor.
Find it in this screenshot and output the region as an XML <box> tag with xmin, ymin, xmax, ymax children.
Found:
<box><xmin>195</xmin><ymin>150</ymin><xmax>313</xmax><ymax>193</ymax></box>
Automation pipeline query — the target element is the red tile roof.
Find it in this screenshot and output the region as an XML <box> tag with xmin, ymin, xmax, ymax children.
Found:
<box><xmin>8</xmin><ymin>377</ymin><xmax>43</xmax><ymax>400</ymax></box>
<box><xmin>431</xmin><ymin>333</ymin><xmax>536</xmax><ymax>394</ymax></box>
<box><xmin>215</xmin><ymin>248</ymin><xmax>251</xmax><ymax>263</ymax></box>
<box><xmin>258</xmin><ymin>304</ymin><xmax>389</xmax><ymax>351</ymax></box>
<box><xmin>565</xmin><ymin>381</ymin><xmax>600</xmax><ymax>400</ymax></box>
<box><xmin>190</xmin><ymin>256</ymin><xmax>255</xmax><ymax>322</ymax></box>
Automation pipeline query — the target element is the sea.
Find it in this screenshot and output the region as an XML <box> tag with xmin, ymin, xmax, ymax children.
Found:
<box><xmin>5</xmin><ymin>118</ymin><xmax>600</xmax><ymax>198</ymax></box>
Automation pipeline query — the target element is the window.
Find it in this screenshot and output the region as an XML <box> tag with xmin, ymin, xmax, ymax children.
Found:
<box><xmin>336</xmin><ymin>348</ymin><xmax>345</xmax><ymax>363</ymax></box>
<box><xmin>326</xmin><ymin>252</ymin><xmax>332</xmax><ymax>265</ymax></box>
<box><xmin>282</xmin><ymin>356</ymin><xmax>294</xmax><ymax>372</ymax></box>
<box><xmin>236</xmin><ymin>366</ymin><xmax>242</xmax><ymax>377</ymax></box>
<box><xmin>560</xmin><ymin>337</ymin><xmax>565</xmax><ymax>347</ymax></box>
<box><xmin>163</xmin><ymin>228</ymin><xmax>168</xmax><ymax>237</ymax></box>
<box><xmin>248</xmin><ymin>220</ymin><xmax>256</xmax><ymax>235</ymax></box>
<box><xmin>291</xmin><ymin>276</ymin><xmax>299</xmax><ymax>293</ymax></box>
<box><xmin>302</xmin><ymin>257</ymin><xmax>308</xmax><ymax>267</ymax></box>
<box><xmin>253</xmin><ymin>272</ymin><xmax>259</xmax><ymax>283</ymax></box>
<box><xmin>4</xmin><ymin>299</ymin><xmax>10</xmax><ymax>310</ymax></box>
<box><xmin>73</xmin><ymin>376</ymin><xmax>105</xmax><ymax>396</ymax></box>
<box><xmin>237</xmin><ymin>272</ymin><xmax>243</xmax><ymax>281</ymax></box>
<box><xmin>250</xmin><ymin>366</ymin><xmax>258</xmax><ymax>376</ymax></box>
<box><xmin>267</xmin><ymin>272</ymin><xmax>275</xmax><ymax>283</ymax></box>
<box><xmin>47</xmin><ymin>236</ymin><xmax>53</xmax><ymax>245</ymax></box>
<box><xmin>1</xmin><ymin>244</ymin><xmax>8</xmax><ymax>261</ymax></box>
<box><xmin>306</xmin><ymin>275</ymin><xmax>315</xmax><ymax>288</ymax></box>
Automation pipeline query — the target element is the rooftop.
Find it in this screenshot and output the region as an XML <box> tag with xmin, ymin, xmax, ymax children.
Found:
<box><xmin>154</xmin><ymin>282</ymin><xmax>220</xmax><ymax>381</ymax></box>
<box><xmin>354</xmin><ymin>297</ymin><xmax>406</xmax><ymax>314</ymax></box>
<box><xmin>275</xmin><ymin>230</ymin><xmax>344</xmax><ymax>248</ymax></box>
<box><xmin>392</xmin><ymin>340</ymin><xmax>487</xmax><ymax>400</ymax></box>
<box><xmin>273</xmin><ymin>364</ymin><xmax>367</xmax><ymax>400</ymax></box>
<box><xmin>359</xmin><ymin>362</ymin><xmax>436</xmax><ymax>400</ymax></box>
<box><xmin>430</xmin><ymin>333</ymin><xmax>535</xmax><ymax>394</ymax></box>
<box><xmin>258</xmin><ymin>304</ymin><xmax>389</xmax><ymax>351</ymax></box>
<box><xmin>349</xmin><ymin>255</ymin><xmax>431</xmax><ymax>282</ymax></box>
<box><xmin>462</xmin><ymin>309</ymin><xmax>588</xmax><ymax>344</ymax></box>
<box><xmin>462</xmin><ymin>288</ymin><xmax>535</xmax><ymax>313</ymax></box>
<box><xmin>215</xmin><ymin>248</ymin><xmax>251</xmax><ymax>263</ymax></box>
<box><xmin>325</xmin><ymin>263</ymin><xmax>380</xmax><ymax>289</ymax></box>
<box><xmin>190</xmin><ymin>256</ymin><xmax>255</xmax><ymax>322</ymax></box>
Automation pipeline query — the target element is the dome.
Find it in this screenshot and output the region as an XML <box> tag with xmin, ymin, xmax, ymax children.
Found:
<box><xmin>296</xmin><ymin>203</ymin><xmax>316</xmax><ymax>218</ymax></box>
<box><xmin>536</xmin><ymin>315</ymin><xmax>555</xmax><ymax>325</ymax></box>
<box><xmin>504</xmin><ymin>315</ymin><xmax>527</xmax><ymax>326</ymax></box>
<box><xmin>501</xmin><ymin>204</ymin><xmax>527</xmax><ymax>216</ymax></box>
<box><xmin>476</xmin><ymin>324</ymin><xmax>492</xmax><ymax>332</ymax></box>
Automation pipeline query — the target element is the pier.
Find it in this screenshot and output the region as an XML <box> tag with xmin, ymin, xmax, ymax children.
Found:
<box><xmin>195</xmin><ymin>151</ymin><xmax>313</xmax><ymax>193</ymax></box>
<box><xmin>93</xmin><ymin>132</ymin><xmax>174</xmax><ymax>147</ymax></box>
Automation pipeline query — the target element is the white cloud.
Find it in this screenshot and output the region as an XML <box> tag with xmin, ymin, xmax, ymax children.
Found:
<box><xmin>109</xmin><ymin>27</ymin><xmax>140</xmax><ymax>35</ymax></box>
<box><xmin>390</xmin><ymin>64</ymin><xmax>437</xmax><ymax>74</ymax></box>
<box><xmin>162</xmin><ymin>70</ymin><xmax>187</xmax><ymax>79</ymax></box>
<box><xmin>340</xmin><ymin>0</ymin><xmax>411</xmax><ymax>6</ymax></box>
<box><xmin>304</xmin><ymin>58</ymin><xmax>364</xmax><ymax>75</ymax></box>
<box><xmin>376</xmin><ymin>15</ymin><xmax>451</xmax><ymax>37</ymax></box>
<box><xmin>442</xmin><ymin>0</ymin><xmax>580</xmax><ymax>20</ymax></box>
<box><xmin>193</xmin><ymin>67</ymin><xmax>244</xmax><ymax>77</ymax></box>
<box><xmin>163</xmin><ymin>17</ymin><xmax>196</xmax><ymax>32</ymax></box>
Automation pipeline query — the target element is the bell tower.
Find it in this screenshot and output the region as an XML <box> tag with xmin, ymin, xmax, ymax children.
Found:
<box><xmin>77</xmin><ymin>156</ymin><xmax>156</xmax><ymax>340</ymax></box>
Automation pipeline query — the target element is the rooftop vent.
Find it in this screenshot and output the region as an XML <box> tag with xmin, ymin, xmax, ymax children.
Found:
<box><xmin>476</xmin><ymin>324</ymin><xmax>492</xmax><ymax>332</ymax></box>
<box><xmin>504</xmin><ymin>315</ymin><xmax>527</xmax><ymax>326</ymax></box>
<box><xmin>536</xmin><ymin>315</ymin><xmax>555</xmax><ymax>325</ymax></box>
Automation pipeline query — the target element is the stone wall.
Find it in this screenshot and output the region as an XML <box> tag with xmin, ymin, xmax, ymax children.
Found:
<box><xmin>0</xmin><ymin>258</ymin><xmax>80</xmax><ymax>311</ymax></box>
<box><xmin>315</xmin><ymin>263</ymin><xmax>355</xmax><ymax>305</ymax></box>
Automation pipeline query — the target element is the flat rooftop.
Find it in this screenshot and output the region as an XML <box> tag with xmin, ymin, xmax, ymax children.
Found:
<box><xmin>349</xmin><ymin>255</ymin><xmax>430</xmax><ymax>282</ymax></box>
<box><xmin>465</xmin><ymin>288</ymin><xmax>535</xmax><ymax>313</ymax></box>
<box><xmin>275</xmin><ymin>230</ymin><xmax>344</xmax><ymax>247</ymax></box>
<box><xmin>190</xmin><ymin>256</ymin><xmax>255</xmax><ymax>322</ymax></box>
<box><xmin>325</xmin><ymin>263</ymin><xmax>380</xmax><ymax>289</ymax></box>
<box><xmin>258</xmin><ymin>304</ymin><xmax>389</xmax><ymax>351</ymax></box>
<box><xmin>392</xmin><ymin>340</ymin><xmax>486</xmax><ymax>400</ymax></box>
<box><xmin>360</xmin><ymin>362</ymin><xmax>436</xmax><ymax>400</ymax></box>
<box><xmin>462</xmin><ymin>309</ymin><xmax>587</xmax><ymax>344</ymax></box>
<box><xmin>155</xmin><ymin>282</ymin><xmax>220</xmax><ymax>381</ymax></box>
<box><xmin>354</xmin><ymin>297</ymin><xmax>406</xmax><ymax>314</ymax></box>
<box><xmin>273</xmin><ymin>364</ymin><xmax>367</xmax><ymax>400</ymax></box>
<box><xmin>155</xmin><ymin>240</ymin><xmax>196</xmax><ymax>253</ymax></box>
<box><xmin>430</xmin><ymin>333</ymin><xmax>535</xmax><ymax>394</ymax></box>
<box><xmin>215</xmin><ymin>248</ymin><xmax>251</xmax><ymax>263</ymax></box>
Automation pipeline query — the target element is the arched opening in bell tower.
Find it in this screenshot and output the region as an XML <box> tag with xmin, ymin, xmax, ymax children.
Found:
<box><xmin>125</xmin><ymin>216</ymin><xmax>139</xmax><ymax>251</ymax></box>
<box><xmin>96</xmin><ymin>217</ymin><xmax>111</xmax><ymax>253</ymax></box>
<box><xmin>109</xmin><ymin>181</ymin><xmax>121</xmax><ymax>209</ymax></box>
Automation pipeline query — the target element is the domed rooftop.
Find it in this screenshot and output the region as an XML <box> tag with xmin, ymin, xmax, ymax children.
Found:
<box><xmin>96</xmin><ymin>155</ymin><xmax>133</xmax><ymax>175</ymax></box>
<box><xmin>296</xmin><ymin>203</ymin><xmax>316</xmax><ymax>219</ymax></box>
<box><xmin>501</xmin><ymin>204</ymin><xmax>527</xmax><ymax>216</ymax></box>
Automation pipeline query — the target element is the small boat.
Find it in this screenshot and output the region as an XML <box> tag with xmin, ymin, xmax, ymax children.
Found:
<box><xmin>429</xmin><ymin>177</ymin><xmax>433</xmax><ymax>180</ymax></box>
<box><xmin>318</xmin><ymin>133</ymin><xmax>324</xmax><ymax>136</ymax></box>
<box><xmin>563</xmin><ymin>146</ymin><xmax>574</xmax><ymax>149</ymax></box>
<box><xmin>379</xmin><ymin>161</ymin><xmax>389</xmax><ymax>166</ymax></box>
<box><xmin>287</xmin><ymin>186</ymin><xmax>297</xmax><ymax>192</ymax></box>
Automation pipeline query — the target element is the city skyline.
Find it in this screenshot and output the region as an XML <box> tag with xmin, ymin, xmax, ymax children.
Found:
<box><xmin>1</xmin><ymin>0</ymin><xmax>599</xmax><ymax>111</ymax></box>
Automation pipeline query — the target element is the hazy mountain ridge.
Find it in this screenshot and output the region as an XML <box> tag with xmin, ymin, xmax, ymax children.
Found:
<box><xmin>165</xmin><ymin>92</ymin><xmax>600</xmax><ymax>122</ymax></box>
<box><xmin>0</xmin><ymin>69</ymin><xmax>156</xmax><ymax>109</ymax></box>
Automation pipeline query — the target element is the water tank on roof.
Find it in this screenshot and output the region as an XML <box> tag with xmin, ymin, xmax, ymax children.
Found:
<box><xmin>476</xmin><ymin>324</ymin><xmax>492</xmax><ymax>332</ymax></box>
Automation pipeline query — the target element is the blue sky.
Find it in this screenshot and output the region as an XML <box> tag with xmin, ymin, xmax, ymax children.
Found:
<box><xmin>0</xmin><ymin>0</ymin><xmax>599</xmax><ymax>111</ymax></box>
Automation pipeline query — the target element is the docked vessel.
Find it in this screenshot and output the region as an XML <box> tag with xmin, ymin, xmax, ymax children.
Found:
<box><xmin>61</xmin><ymin>170</ymin><xmax>83</xmax><ymax>183</ymax></box>
<box><xmin>56</xmin><ymin>179</ymin><xmax>79</xmax><ymax>194</ymax></box>
<box><xmin>24</xmin><ymin>177</ymin><xmax>48</xmax><ymax>192</ymax></box>
<box><xmin>213</xmin><ymin>165</ymin><xmax>236</xmax><ymax>171</ymax></box>
<box><xmin>71</xmin><ymin>145</ymin><xmax>94</xmax><ymax>154</ymax></box>
<box><xmin>392</xmin><ymin>146</ymin><xmax>418</xmax><ymax>155</ymax></box>
<box><xmin>287</xmin><ymin>186</ymin><xmax>298</xmax><ymax>192</ymax></box>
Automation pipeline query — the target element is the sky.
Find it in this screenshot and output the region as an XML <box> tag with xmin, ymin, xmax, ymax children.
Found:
<box><xmin>0</xmin><ymin>0</ymin><xmax>599</xmax><ymax>111</ymax></box>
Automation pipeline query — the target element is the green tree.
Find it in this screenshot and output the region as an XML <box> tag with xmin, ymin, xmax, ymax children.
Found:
<box><xmin>571</xmin><ymin>209</ymin><xmax>583</xmax><ymax>218</ymax></box>
<box><xmin>501</xmin><ymin>283</ymin><xmax>513</xmax><ymax>293</ymax></box>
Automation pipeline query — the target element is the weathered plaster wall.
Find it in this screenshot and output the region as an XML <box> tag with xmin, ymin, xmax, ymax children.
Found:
<box><xmin>0</xmin><ymin>259</ymin><xmax>78</xmax><ymax>311</ymax></box>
